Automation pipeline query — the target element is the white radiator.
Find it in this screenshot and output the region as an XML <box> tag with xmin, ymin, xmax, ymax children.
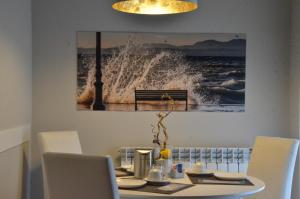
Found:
<box><xmin>119</xmin><ymin>147</ymin><xmax>251</xmax><ymax>173</ymax></box>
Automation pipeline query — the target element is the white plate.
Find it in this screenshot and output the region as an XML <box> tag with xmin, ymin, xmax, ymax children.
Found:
<box><xmin>117</xmin><ymin>177</ymin><xmax>147</xmax><ymax>189</ymax></box>
<box><xmin>214</xmin><ymin>172</ymin><xmax>248</xmax><ymax>181</ymax></box>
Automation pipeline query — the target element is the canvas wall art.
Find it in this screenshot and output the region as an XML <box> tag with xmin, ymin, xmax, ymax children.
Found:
<box><xmin>77</xmin><ymin>32</ymin><xmax>246</xmax><ymax>112</ymax></box>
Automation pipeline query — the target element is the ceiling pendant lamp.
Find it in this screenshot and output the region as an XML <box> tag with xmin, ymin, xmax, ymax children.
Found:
<box><xmin>112</xmin><ymin>0</ymin><xmax>198</xmax><ymax>15</ymax></box>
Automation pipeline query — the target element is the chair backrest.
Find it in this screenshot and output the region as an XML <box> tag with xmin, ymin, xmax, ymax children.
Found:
<box><xmin>38</xmin><ymin>131</ymin><xmax>82</xmax><ymax>154</ymax></box>
<box><xmin>43</xmin><ymin>153</ymin><xmax>120</xmax><ymax>199</ymax></box>
<box><xmin>38</xmin><ymin>131</ymin><xmax>83</xmax><ymax>199</ymax></box>
<box><xmin>247</xmin><ymin>136</ymin><xmax>299</xmax><ymax>199</ymax></box>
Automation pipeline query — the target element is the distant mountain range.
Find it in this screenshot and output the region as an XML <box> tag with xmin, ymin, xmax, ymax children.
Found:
<box><xmin>78</xmin><ymin>39</ymin><xmax>246</xmax><ymax>57</ymax></box>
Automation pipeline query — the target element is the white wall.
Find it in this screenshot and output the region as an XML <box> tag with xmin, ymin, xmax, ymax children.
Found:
<box><xmin>289</xmin><ymin>0</ymin><xmax>300</xmax><ymax>198</ymax></box>
<box><xmin>0</xmin><ymin>0</ymin><xmax>32</xmax><ymax>130</ymax></box>
<box><xmin>0</xmin><ymin>0</ymin><xmax>32</xmax><ymax>198</ymax></box>
<box><xmin>32</xmin><ymin>0</ymin><xmax>291</xmax><ymax>198</ymax></box>
<box><xmin>290</xmin><ymin>0</ymin><xmax>300</xmax><ymax>144</ymax></box>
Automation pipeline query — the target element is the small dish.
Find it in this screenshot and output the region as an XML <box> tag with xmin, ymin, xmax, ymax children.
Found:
<box><xmin>121</xmin><ymin>166</ymin><xmax>134</xmax><ymax>173</ymax></box>
<box><xmin>121</xmin><ymin>165</ymin><xmax>132</xmax><ymax>169</ymax></box>
<box><xmin>185</xmin><ymin>170</ymin><xmax>213</xmax><ymax>175</ymax></box>
<box><xmin>115</xmin><ymin>170</ymin><xmax>129</xmax><ymax>177</ymax></box>
<box><xmin>145</xmin><ymin>177</ymin><xmax>171</xmax><ymax>186</ymax></box>
<box><xmin>126</xmin><ymin>167</ymin><xmax>134</xmax><ymax>173</ymax></box>
<box><xmin>117</xmin><ymin>177</ymin><xmax>147</xmax><ymax>189</ymax></box>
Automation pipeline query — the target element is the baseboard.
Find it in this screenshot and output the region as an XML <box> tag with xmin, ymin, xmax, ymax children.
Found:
<box><xmin>0</xmin><ymin>125</ymin><xmax>31</xmax><ymax>153</ymax></box>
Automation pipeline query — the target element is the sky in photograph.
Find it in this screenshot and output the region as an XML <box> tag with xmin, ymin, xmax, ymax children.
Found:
<box><xmin>77</xmin><ymin>32</ymin><xmax>246</xmax><ymax>49</ymax></box>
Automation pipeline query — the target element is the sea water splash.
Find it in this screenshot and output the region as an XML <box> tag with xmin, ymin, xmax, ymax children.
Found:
<box><xmin>77</xmin><ymin>57</ymin><xmax>96</xmax><ymax>105</ymax></box>
<box><xmin>78</xmin><ymin>38</ymin><xmax>203</xmax><ymax>106</ymax></box>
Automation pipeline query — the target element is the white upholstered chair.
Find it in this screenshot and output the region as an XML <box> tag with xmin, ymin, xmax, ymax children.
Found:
<box><xmin>38</xmin><ymin>131</ymin><xmax>82</xmax><ymax>154</ymax></box>
<box><xmin>43</xmin><ymin>153</ymin><xmax>120</xmax><ymax>199</ymax></box>
<box><xmin>247</xmin><ymin>136</ymin><xmax>299</xmax><ymax>199</ymax></box>
<box><xmin>38</xmin><ymin>131</ymin><xmax>83</xmax><ymax>199</ymax></box>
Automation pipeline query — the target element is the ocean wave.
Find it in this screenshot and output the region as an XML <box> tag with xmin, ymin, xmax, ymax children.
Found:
<box><xmin>211</xmin><ymin>87</ymin><xmax>245</xmax><ymax>94</ymax></box>
<box><xmin>221</xmin><ymin>79</ymin><xmax>245</xmax><ymax>87</ymax></box>
<box><xmin>77</xmin><ymin>65</ymin><xmax>96</xmax><ymax>105</ymax></box>
<box><xmin>77</xmin><ymin>38</ymin><xmax>204</xmax><ymax>105</ymax></box>
<box><xmin>219</xmin><ymin>70</ymin><xmax>244</xmax><ymax>77</ymax></box>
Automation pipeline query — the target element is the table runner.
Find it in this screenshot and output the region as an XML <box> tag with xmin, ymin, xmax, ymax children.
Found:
<box><xmin>187</xmin><ymin>173</ymin><xmax>254</xmax><ymax>186</ymax></box>
<box><xmin>120</xmin><ymin>183</ymin><xmax>194</xmax><ymax>195</ymax></box>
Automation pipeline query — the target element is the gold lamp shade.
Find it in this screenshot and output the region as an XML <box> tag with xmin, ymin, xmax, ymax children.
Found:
<box><xmin>112</xmin><ymin>0</ymin><xmax>198</xmax><ymax>15</ymax></box>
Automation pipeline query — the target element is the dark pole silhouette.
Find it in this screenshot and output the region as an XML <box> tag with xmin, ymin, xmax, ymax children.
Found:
<box><xmin>93</xmin><ymin>32</ymin><xmax>105</xmax><ymax>110</ymax></box>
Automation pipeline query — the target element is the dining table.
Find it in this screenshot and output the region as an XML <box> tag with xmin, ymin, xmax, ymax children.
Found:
<box><xmin>119</xmin><ymin>174</ymin><xmax>265</xmax><ymax>199</ymax></box>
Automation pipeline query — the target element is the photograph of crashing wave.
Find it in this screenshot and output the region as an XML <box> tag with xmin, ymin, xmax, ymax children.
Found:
<box><xmin>77</xmin><ymin>32</ymin><xmax>246</xmax><ymax>112</ymax></box>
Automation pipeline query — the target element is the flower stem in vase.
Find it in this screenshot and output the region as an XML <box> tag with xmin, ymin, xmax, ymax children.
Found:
<box><xmin>159</xmin><ymin>146</ymin><xmax>173</xmax><ymax>177</ymax></box>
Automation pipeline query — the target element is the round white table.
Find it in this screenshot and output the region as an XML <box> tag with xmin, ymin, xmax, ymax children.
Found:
<box><xmin>119</xmin><ymin>175</ymin><xmax>265</xmax><ymax>199</ymax></box>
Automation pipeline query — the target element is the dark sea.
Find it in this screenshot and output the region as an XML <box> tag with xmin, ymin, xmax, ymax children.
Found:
<box><xmin>186</xmin><ymin>56</ymin><xmax>245</xmax><ymax>105</ymax></box>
